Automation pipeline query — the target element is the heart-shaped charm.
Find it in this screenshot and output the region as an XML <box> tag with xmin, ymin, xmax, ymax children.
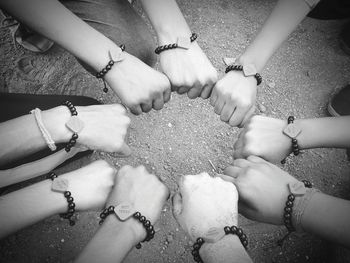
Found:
<box><xmin>289</xmin><ymin>181</ymin><xmax>306</xmax><ymax>196</ymax></box>
<box><xmin>114</xmin><ymin>203</ymin><xmax>135</xmax><ymax>221</ymax></box>
<box><xmin>283</xmin><ymin>123</ymin><xmax>301</xmax><ymax>139</ymax></box>
<box><xmin>177</xmin><ymin>37</ymin><xmax>191</xmax><ymax>49</ymax></box>
<box><xmin>109</xmin><ymin>49</ymin><xmax>125</xmax><ymax>63</ymax></box>
<box><xmin>243</xmin><ymin>64</ymin><xmax>257</xmax><ymax>77</ymax></box>
<box><xmin>52</xmin><ymin>178</ymin><xmax>69</xmax><ymax>193</ymax></box>
<box><xmin>66</xmin><ymin>116</ymin><xmax>84</xmax><ymax>134</ymax></box>
<box><xmin>203</xmin><ymin>227</ymin><xmax>225</xmax><ymax>243</ymax></box>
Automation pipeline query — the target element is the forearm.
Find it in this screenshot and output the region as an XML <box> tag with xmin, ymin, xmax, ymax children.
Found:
<box><xmin>75</xmin><ymin>215</ymin><xmax>144</xmax><ymax>263</ymax></box>
<box><xmin>200</xmin><ymin>235</ymin><xmax>252</xmax><ymax>263</ymax></box>
<box><xmin>0</xmin><ymin>0</ymin><xmax>119</xmax><ymax>72</ymax></box>
<box><xmin>238</xmin><ymin>0</ymin><xmax>316</xmax><ymax>71</ymax></box>
<box><xmin>301</xmin><ymin>192</ymin><xmax>350</xmax><ymax>248</ymax></box>
<box><xmin>0</xmin><ymin>106</ymin><xmax>70</xmax><ymax>166</ymax></box>
<box><xmin>296</xmin><ymin>116</ymin><xmax>350</xmax><ymax>149</ymax></box>
<box><xmin>0</xmin><ymin>179</ymin><xmax>66</xmax><ymax>239</ymax></box>
<box><xmin>140</xmin><ymin>0</ymin><xmax>191</xmax><ymax>43</ymax></box>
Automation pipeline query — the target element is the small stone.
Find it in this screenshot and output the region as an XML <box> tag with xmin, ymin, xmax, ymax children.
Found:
<box><xmin>258</xmin><ymin>103</ymin><xmax>267</xmax><ymax>113</ymax></box>
<box><xmin>61</xmin><ymin>239</ymin><xmax>65</xmax><ymax>243</ymax></box>
<box><xmin>268</xmin><ymin>81</ymin><xmax>276</xmax><ymax>89</ymax></box>
<box><xmin>168</xmin><ymin>123</ymin><xmax>173</xmax><ymax>128</ymax></box>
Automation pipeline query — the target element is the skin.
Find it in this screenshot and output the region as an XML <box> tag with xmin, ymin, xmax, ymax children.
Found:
<box><xmin>233</xmin><ymin>115</ymin><xmax>350</xmax><ymax>162</ymax></box>
<box><xmin>0</xmin><ymin>104</ymin><xmax>131</xmax><ymax>166</ymax></box>
<box><xmin>172</xmin><ymin>173</ymin><xmax>252</xmax><ymax>263</ymax></box>
<box><xmin>220</xmin><ymin>156</ymin><xmax>350</xmax><ymax>248</ymax></box>
<box><xmin>211</xmin><ymin>0</ymin><xmax>317</xmax><ymax>127</ymax></box>
<box><xmin>0</xmin><ymin>160</ymin><xmax>115</xmax><ymax>239</ymax></box>
<box><xmin>75</xmin><ymin>165</ymin><xmax>169</xmax><ymax>263</ymax></box>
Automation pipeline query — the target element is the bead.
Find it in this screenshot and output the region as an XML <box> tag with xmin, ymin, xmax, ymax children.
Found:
<box><xmin>103</xmin><ymin>87</ymin><xmax>108</xmax><ymax>93</ymax></box>
<box><xmin>135</xmin><ymin>243</ymin><xmax>142</xmax><ymax>249</ymax></box>
<box><xmin>108</xmin><ymin>60</ymin><xmax>114</xmax><ymax>66</ymax></box>
<box><xmin>68</xmin><ymin>208</ymin><xmax>75</xmax><ymax>213</ymax></box>
<box><xmin>284</xmin><ymin>218</ymin><xmax>291</xmax><ymax>225</ymax></box>
<box><xmin>284</xmin><ymin>213</ymin><xmax>291</xmax><ymax>219</ymax></box>
<box><xmin>288</xmin><ymin>116</ymin><xmax>295</xmax><ymax>123</ymax></box>
<box><xmin>69</xmin><ymin>203</ymin><xmax>75</xmax><ymax>209</ymax></box>
<box><xmin>194</xmin><ymin>255</ymin><xmax>201</xmax><ymax>262</ymax></box>
<box><xmin>144</xmin><ymin>220</ymin><xmax>150</xmax><ymax>227</ymax></box>
<box><xmin>108</xmin><ymin>206</ymin><xmax>115</xmax><ymax>213</ymax></box>
<box><xmin>191</xmin><ymin>250</ymin><xmax>199</xmax><ymax>256</ymax></box>
<box><xmin>241</xmin><ymin>234</ymin><xmax>247</xmax><ymax>241</ymax></box>
<box><xmin>294</xmin><ymin>149</ymin><xmax>300</xmax><ymax>156</ymax></box>
<box><xmin>99</xmin><ymin>220</ymin><xmax>103</xmax><ymax>225</ymax></box>
<box><xmin>224</xmin><ymin>226</ymin><xmax>231</xmax><ymax>234</ymax></box>
<box><xmin>193</xmin><ymin>243</ymin><xmax>200</xmax><ymax>250</ymax></box>
<box><xmin>65</xmin><ymin>146</ymin><xmax>70</xmax><ymax>152</ymax></box>
<box><xmin>102</xmin><ymin>68</ymin><xmax>107</xmax><ymax>74</ymax></box>
<box><xmin>72</xmin><ymin>110</ymin><xmax>77</xmax><ymax>116</ymax></box>
<box><xmin>197</xmin><ymin>238</ymin><xmax>204</xmax><ymax>244</ymax></box>
<box><xmin>284</xmin><ymin>207</ymin><xmax>292</xmax><ymax>213</ymax></box>
<box><xmin>230</xmin><ymin>226</ymin><xmax>238</xmax><ymax>234</ymax></box>
<box><xmin>67</xmin><ymin>197</ymin><xmax>74</xmax><ymax>202</ymax></box>
<box><xmin>69</xmin><ymin>220</ymin><xmax>75</xmax><ymax>226</ymax></box>
<box><xmin>119</xmin><ymin>44</ymin><xmax>126</xmax><ymax>51</ymax></box>
<box><xmin>70</xmin><ymin>139</ymin><xmax>76</xmax><ymax>145</ymax></box>
<box><xmin>139</xmin><ymin>216</ymin><xmax>146</xmax><ymax>223</ymax></box>
<box><xmin>292</xmin><ymin>139</ymin><xmax>297</xmax><ymax>143</ymax></box>
<box><xmin>106</xmin><ymin>65</ymin><xmax>112</xmax><ymax>70</ymax></box>
<box><xmin>150</xmin><ymin>229</ymin><xmax>155</xmax><ymax>235</ymax></box>
<box><xmin>288</xmin><ymin>194</ymin><xmax>295</xmax><ymax>201</ymax></box>
<box><xmin>134</xmin><ymin>212</ymin><xmax>141</xmax><ymax>219</ymax></box>
<box><xmin>100</xmin><ymin>213</ymin><xmax>106</xmax><ymax>219</ymax></box>
<box><xmin>147</xmin><ymin>226</ymin><xmax>153</xmax><ymax>232</ymax></box>
<box><xmin>242</xmin><ymin>240</ymin><xmax>248</xmax><ymax>248</ymax></box>
<box><xmin>286</xmin><ymin>201</ymin><xmax>293</xmax><ymax>207</ymax></box>
<box><xmin>64</xmin><ymin>191</ymin><xmax>71</xmax><ymax>197</ymax></box>
<box><xmin>237</xmin><ymin>228</ymin><xmax>243</xmax><ymax>237</ymax></box>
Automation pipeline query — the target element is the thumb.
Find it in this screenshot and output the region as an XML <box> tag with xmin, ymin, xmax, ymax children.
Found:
<box><xmin>116</xmin><ymin>142</ymin><xmax>132</xmax><ymax>157</ymax></box>
<box><xmin>172</xmin><ymin>193</ymin><xmax>183</xmax><ymax>219</ymax></box>
<box><xmin>223</xmin><ymin>166</ymin><xmax>241</xmax><ymax>179</ymax></box>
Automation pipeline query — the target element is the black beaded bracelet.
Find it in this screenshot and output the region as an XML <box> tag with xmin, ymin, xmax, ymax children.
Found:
<box><xmin>155</xmin><ymin>33</ymin><xmax>198</xmax><ymax>54</ymax></box>
<box><xmin>191</xmin><ymin>226</ymin><xmax>248</xmax><ymax>263</ymax></box>
<box><xmin>99</xmin><ymin>206</ymin><xmax>155</xmax><ymax>249</ymax></box>
<box><xmin>225</xmin><ymin>64</ymin><xmax>263</xmax><ymax>86</ymax></box>
<box><xmin>283</xmin><ymin>180</ymin><xmax>312</xmax><ymax>232</ymax></box>
<box><xmin>96</xmin><ymin>44</ymin><xmax>126</xmax><ymax>93</ymax></box>
<box><xmin>62</xmin><ymin>101</ymin><xmax>79</xmax><ymax>152</ymax></box>
<box><xmin>48</xmin><ymin>172</ymin><xmax>76</xmax><ymax>226</ymax></box>
<box><xmin>287</xmin><ymin>116</ymin><xmax>300</xmax><ymax>156</ymax></box>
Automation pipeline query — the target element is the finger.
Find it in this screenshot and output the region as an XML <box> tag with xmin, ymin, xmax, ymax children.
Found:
<box><xmin>233</xmin><ymin>158</ymin><xmax>251</xmax><ymax>168</ymax></box>
<box><xmin>247</xmin><ymin>155</ymin><xmax>268</xmax><ymax>164</ymax></box>
<box><xmin>239</xmin><ymin>107</ymin><xmax>256</xmax><ymax>128</ymax></box>
<box><xmin>223</xmin><ymin>166</ymin><xmax>242</xmax><ymax>178</ymax></box>
<box><xmin>187</xmin><ymin>84</ymin><xmax>202</xmax><ymax>99</ymax></box>
<box><xmin>130</xmin><ymin>105</ymin><xmax>142</xmax><ymax>115</ymax></box>
<box><xmin>233</xmin><ymin>148</ymin><xmax>245</xmax><ymax>160</ymax></box>
<box><xmin>115</xmin><ymin>142</ymin><xmax>132</xmax><ymax>157</ymax></box>
<box><xmin>200</xmin><ymin>83</ymin><xmax>214</xmax><ymax>99</ymax></box>
<box><xmin>152</xmin><ymin>94</ymin><xmax>165</xmax><ymax>111</ymax></box>
<box><xmin>228</xmin><ymin>106</ymin><xmax>248</xmax><ymax>127</ymax></box>
<box><xmin>233</xmin><ymin>131</ymin><xmax>245</xmax><ymax>151</ymax></box>
<box><xmin>220</xmin><ymin>103</ymin><xmax>235</xmax><ymax>122</ymax></box>
<box><xmin>178</xmin><ymin>86</ymin><xmax>189</xmax><ymax>94</ymax></box>
<box><xmin>117</xmin><ymin>164</ymin><xmax>133</xmax><ymax>178</ymax></box>
<box><xmin>163</xmin><ymin>88</ymin><xmax>171</xmax><ymax>103</ymax></box>
<box><xmin>214</xmin><ymin>99</ymin><xmax>225</xmax><ymax>115</ymax></box>
<box><xmin>216</xmin><ymin>173</ymin><xmax>236</xmax><ymax>183</ymax></box>
<box><xmin>141</xmin><ymin>101</ymin><xmax>152</xmax><ymax>113</ymax></box>
<box><xmin>210</xmin><ymin>88</ymin><xmax>218</xmax><ymax>106</ymax></box>
<box><xmin>172</xmin><ymin>193</ymin><xmax>183</xmax><ymax>217</ymax></box>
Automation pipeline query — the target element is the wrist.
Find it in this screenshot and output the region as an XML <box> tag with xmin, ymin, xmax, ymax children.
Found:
<box><xmin>237</xmin><ymin>54</ymin><xmax>265</xmax><ymax>73</ymax></box>
<box><xmin>41</xmin><ymin>106</ymin><xmax>71</xmax><ymax>144</ymax></box>
<box><xmin>102</xmin><ymin>213</ymin><xmax>146</xmax><ymax>245</ymax></box>
<box><xmin>157</xmin><ymin>26</ymin><xmax>192</xmax><ymax>45</ymax></box>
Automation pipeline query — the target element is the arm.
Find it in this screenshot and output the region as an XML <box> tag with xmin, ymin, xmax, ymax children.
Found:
<box><xmin>0</xmin><ymin>0</ymin><xmax>171</xmax><ymax>114</ymax></box>
<box><xmin>75</xmin><ymin>215</ymin><xmax>143</xmax><ymax>263</ymax></box>
<box><xmin>233</xmin><ymin>115</ymin><xmax>350</xmax><ymax>162</ymax></box>
<box><xmin>301</xmin><ymin>192</ymin><xmax>350</xmax><ymax>247</ymax></box>
<box><xmin>75</xmin><ymin>165</ymin><xmax>169</xmax><ymax>263</ymax></box>
<box><xmin>221</xmin><ymin>156</ymin><xmax>350</xmax><ymax>249</ymax></box>
<box><xmin>0</xmin><ymin>104</ymin><xmax>130</xmax><ymax>167</ymax></box>
<box><xmin>0</xmin><ymin>160</ymin><xmax>115</xmax><ymax>239</ymax></box>
<box><xmin>238</xmin><ymin>0</ymin><xmax>317</xmax><ymax>71</ymax></box>
<box><xmin>200</xmin><ymin>235</ymin><xmax>252</xmax><ymax>263</ymax></box>
<box><xmin>140</xmin><ymin>0</ymin><xmax>217</xmax><ymax>99</ymax></box>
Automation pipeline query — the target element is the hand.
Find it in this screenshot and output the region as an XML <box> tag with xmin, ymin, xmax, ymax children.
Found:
<box><xmin>210</xmin><ymin>71</ymin><xmax>257</xmax><ymax>127</ymax></box>
<box><xmin>218</xmin><ymin>156</ymin><xmax>299</xmax><ymax>225</ymax></box>
<box><xmin>233</xmin><ymin>115</ymin><xmax>291</xmax><ymax>162</ymax></box>
<box><xmin>46</xmin><ymin>104</ymin><xmax>132</xmax><ymax>155</ymax></box>
<box><xmin>106</xmin><ymin>165</ymin><xmax>169</xmax><ymax>234</ymax></box>
<box><xmin>172</xmin><ymin>172</ymin><xmax>238</xmax><ymax>241</ymax></box>
<box><xmin>160</xmin><ymin>42</ymin><xmax>217</xmax><ymax>99</ymax></box>
<box><xmin>104</xmin><ymin>52</ymin><xmax>171</xmax><ymax>115</ymax></box>
<box><xmin>62</xmin><ymin>160</ymin><xmax>116</xmax><ymax>211</ymax></box>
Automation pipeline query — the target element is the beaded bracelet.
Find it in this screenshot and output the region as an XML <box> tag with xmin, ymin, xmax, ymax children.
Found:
<box><xmin>286</xmin><ymin>116</ymin><xmax>300</xmax><ymax>156</ymax></box>
<box><xmin>48</xmin><ymin>172</ymin><xmax>76</xmax><ymax>226</ymax></box>
<box><xmin>155</xmin><ymin>33</ymin><xmax>198</xmax><ymax>54</ymax></box>
<box><xmin>96</xmin><ymin>44</ymin><xmax>126</xmax><ymax>93</ymax></box>
<box><xmin>225</xmin><ymin>64</ymin><xmax>262</xmax><ymax>86</ymax></box>
<box><xmin>191</xmin><ymin>226</ymin><xmax>248</xmax><ymax>263</ymax></box>
<box><xmin>62</xmin><ymin>101</ymin><xmax>84</xmax><ymax>152</ymax></box>
<box><xmin>99</xmin><ymin>205</ymin><xmax>155</xmax><ymax>249</ymax></box>
<box><xmin>283</xmin><ymin>180</ymin><xmax>312</xmax><ymax>232</ymax></box>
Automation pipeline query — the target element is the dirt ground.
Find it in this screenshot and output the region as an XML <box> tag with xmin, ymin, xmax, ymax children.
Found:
<box><xmin>1</xmin><ymin>0</ymin><xmax>350</xmax><ymax>262</ymax></box>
